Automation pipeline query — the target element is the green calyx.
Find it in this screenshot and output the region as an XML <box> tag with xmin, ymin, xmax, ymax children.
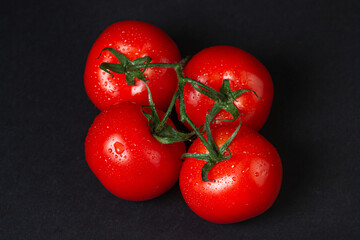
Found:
<box><xmin>96</xmin><ymin>47</ymin><xmax>151</xmax><ymax>85</ymax></box>
<box><xmin>98</xmin><ymin>47</ymin><xmax>259</xmax><ymax>182</ymax></box>
<box><xmin>181</xmin><ymin>108</ymin><xmax>243</xmax><ymax>182</ymax></box>
<box><xmin>190</xmin><ymin>79</ymin><xmax>260</xmax><ymax>124</ymax></box>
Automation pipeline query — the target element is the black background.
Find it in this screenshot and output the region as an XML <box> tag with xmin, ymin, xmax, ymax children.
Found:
<box><xmin>1</xmin><ymin>0</ymin><xmax>359</xmax><ymax>239</ymax></box>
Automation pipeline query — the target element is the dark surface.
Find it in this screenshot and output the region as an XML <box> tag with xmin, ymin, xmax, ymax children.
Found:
<box><xmin>1</xmin><ymin>0</ymin><xmax>359</xmax><ymax>239</ymax></box>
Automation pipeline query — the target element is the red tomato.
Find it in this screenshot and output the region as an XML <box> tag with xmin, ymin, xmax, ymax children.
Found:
<box><xmin>85</xmin><ymin>102</ymin><xmax>185</xmax><ymax>201</ymax></box>
<box><xmin>176</xmin><ymin>46</ymin><xmax>273</xmax><ymax>131</ymax></box>
<box><xmin>179</xmin><ymin>126</ymin><xmax>282</xmax><ymax>223</ymax></box>
<box><xmin>84</xmin><ymin>20</ymin><xmax>181</xmax><ymax>111</ymax></box>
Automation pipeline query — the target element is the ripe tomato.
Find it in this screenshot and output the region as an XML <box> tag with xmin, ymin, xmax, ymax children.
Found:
<box><xmin>176</xmin><ymin>46</ymin><xmax>273</xmax><ymax>131</ymax></box>
<box><xmin>84</xmin><ymin>20</ymin><xmax>181</xmax><ymax>111</ymax></box>
<box><xmin>85</xmin><ymin>102</ymin><xmax>185</xmax><ymax>201</ymax></box>
<box><xmin>179</xmin><ymin>126</ymin><xmax>282</xmax><ymax>223</ymax></box>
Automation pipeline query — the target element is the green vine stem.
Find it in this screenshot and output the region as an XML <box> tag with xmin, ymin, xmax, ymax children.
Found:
<box><xmin>96</xmin><ymin>48</ymin><xmax>259</xmax><ymax>181</ymax></box>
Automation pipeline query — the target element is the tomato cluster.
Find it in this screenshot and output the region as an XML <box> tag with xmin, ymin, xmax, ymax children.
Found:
<box><xmin>84</xmin><ymin>20</ymin><xmax>282</xmax><ymax>224</ymax></box>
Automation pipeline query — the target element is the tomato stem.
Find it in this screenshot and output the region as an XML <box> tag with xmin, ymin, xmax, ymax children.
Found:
<box><xmin>97</xmin><ymin>47</ymin><xmax>258</xmax><ymax>181</ymax></box>
<box><xmin>155</xmin><ymin>90</ymin><xmax>179</xmax><ymax>132</ymax></box>
<box><xmin>129</xmin><ymin>62</ymin><xmax>179</xmax><ymax>69</ymax></box>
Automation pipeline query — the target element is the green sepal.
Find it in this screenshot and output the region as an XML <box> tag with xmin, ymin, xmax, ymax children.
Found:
<box><xmin>201</xmin><ymin>161</ymin><xmax>217</xmax><ymax>182</ymax></box>
<box><xmin>131</xmin><ymin>56</ymin><xmax>152</xmax><ymax>73</ymax></box>
<box><xmin>131</xmin><ymin>69</ymin><xmax>147</xmax><ymax>81</ymax></box>
<box><xmin>99</xmin><ymin>63</ymin><xmax>126</xmax><ymax>78</ymax></box>
<box><xmin>96</xmin><ymin>47</ymin><xmax>131</xmax><ymax>64</ymax></box>
<box><xmin>153</xmin><ymin>124</ymin><xmax>195</xmax><ymax>144</ymax></box>
<box><xmin>140</xmin><ymin>105</ymin><xmax>153</xmax><ymax>122</ymax></box>
<box><xmin>191</xmin><ymin>83</ymin><xmax>224</xmax><ymax>101</ymax></box>
<box><xmin>190</xmin><ymin>79</ymin><xmax>259</xmax><ymax>123</ymax></box>
<box><xmin>97</xmin><ymin>47</ymin><xmax>150</xmax><ymax>86</ymax></box>
<box><xmin>232</xmin><ymin>88</ymin><xmax>260</xmax><ymax>100</ymax></box>
<box><xmin>181</xmin><ymin>153</ymin><xmax>211</xmax><ymax>161</ymax></box>
<box><xmin>180</xmin><ymin>152</ymin><xmax>216</xmax><ymax>181</ymax></box>
<box><xmin>125</xmin><ymin>69</ymin><xmax>148</xmax><ymax>86</ymax></box>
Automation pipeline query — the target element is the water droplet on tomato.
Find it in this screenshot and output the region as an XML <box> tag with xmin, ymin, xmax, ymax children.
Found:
<box><xmin>108</xmin><ymin>148</ymin><xmax>112</xmax><ymax>153</ymax></box>
<box><xmin>114</xmin><ymin>142</ymin><xmax>125</xmax><ymax>154</ymax></box>
<box><xmin>232</xmin><ymin>177</ymin><xmax>236</xmax><ymax>181</ymax></box>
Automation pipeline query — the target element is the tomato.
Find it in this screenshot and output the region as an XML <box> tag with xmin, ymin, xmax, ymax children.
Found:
<box><xmin>179</xmin><ymin>126</ymin><xmax>282</xmax><ymax>223</ymax></box>
<box><xmin>84</xmin><ymin>20</ymin><xmax>181</xmax><ymax>111</ymax></box>
<box><xmin>176</xmin><ymin>46</ymin><xmax>273</xmax><ymax>131</ymax></box>
<box><xmin>85</xmin><ymin>102</ymin><xmax>185</xmax><ymax>201</ymax></box>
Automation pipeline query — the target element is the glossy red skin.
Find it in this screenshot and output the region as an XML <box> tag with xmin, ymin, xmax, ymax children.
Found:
<box><xmin>180</xmin><ymin>126</ymin><xmax>282</xmax><ymax>224</ymax></box>
<box><xmin>85</xmin><ymin>102</ymin><xmax>185</xmax><ymax>201</ymax></box>
<box><xmin>176</xmin><ymin>46</ymin><xmax>273</xmax><ymax>131</ymax></box>
<box><xmin>84</xmin><ymin>21</ymin><xmax>181</xmax><ymax>111</ymax></box>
